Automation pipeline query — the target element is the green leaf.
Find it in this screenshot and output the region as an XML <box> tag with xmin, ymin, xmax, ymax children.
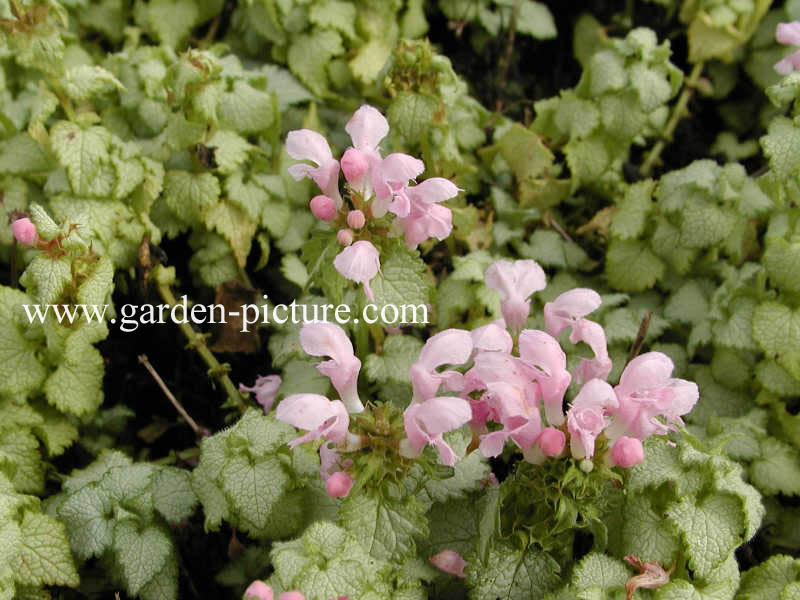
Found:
<box><xmin>113</xmin><ymin>521</ymin><xmax>172</xmax><ymax>597</ymax></box>
<box><xmin>287</xmin><ymin>29</ymin><xmax>344</xmax><ymax>95</ymax></box>
<box><xmin>58</xmin><ymin>484</ymin><xmax>114</xmax><ymax>560</ymax></box>
<box><xmin>763</xmin><ymin>237</ymin><xmax>800</xmax><ymax>293</ymax></box>
<box><xmin>44</xmin><ymin>324</ymin><xmax>106</xmax><ymax>417</ymax></box>
<box><xmin>364</xmin><ymin>335</ymin><xmax>423</xmax><ymax>385</ymax></box>
<box><xmin>21</xmin><ymin>256</ymin><xmax>72</xmax><ymax>305</ymax></box>
<box><xmin>605</xmin><ymin>239</ymin><xmax>665</xmax><ymax>292</ymax></box>
<box><xmin>204</xmin><ymin>200</ymin><xmax>256</xmax><ymax>268</ymax></box>
<box><xmin>610</xmin><ymin>180</ymin><xmax>655</xmax><ymax>240</ymax></box>
<box><xmin>738</xmin><ymin>555</ymin><xmax>800</xmax><ymax>600</ymax></box>
<box><xmin>666</xmin><ymin>493</ymin><xmax>743</xmax><ymax>581</ymax></box>
<box><xmin>14</xmin><ymin>512</ymin><xmax>79</xmax><ymax>588</ymax></box>
<box><xmin>570</xmin><ymin>552</ymin><xmax>630</xmax><ymax>592</ymax></box>
<box><xmin>761</xmin><ymin>116</ymin><xmax>800</xmax><ymax>181</ymax></box>
<box><xmin>467</xmin><ymin>542</ymin><xmax>560</xmax><ymax>600</ymax></box>
<box><xmin>218</xmin><ymin>81</ymin><xmax>276</xmax><ymax>134</ymax></box>
<box><xmin>750</xmin><ymin>439</ymin><xmax>800</xmax><ymax>496</ymax></box>
<box><xmin>349</xmin><ymin>38</ymin><xmax>393</xmax><ymax>84</ymax></box>
<box><xmin>163</xmin><ymin>171</ymin><xmax>220</xmax><ymax>223</ymax></box>
<box><xmin>0</xmin><ymin>429</ymin><xmax>44</xmax><ymax>494</ymax></box>
<box><xmin>515</xmin><ymin>1</ymin><xmax>557</xmax><ymax>39</ymax></box>
<box><xmin>619</xmin><ymin>494</ymin><xmax>681</xmax><ymax>565</ymax></box>
<box><xmin>150</xmin><ymin>468</ymin><xmax>197</xmax><ymax>524</ymax></box>
<box><xmin>50</xmin><ymin>122</ymin><xmax>114</xmax><ymax>197</ymax></box>
<box><xmin>62</xmin><ymin>65</ymin><xmax>123</xmax><ymax>102</ymax></box>
<box><xmin>387</xmin><ymin>92</ymin><xmax>439</xmax><ymax>145</ymax></box>
<box><xmin>752</xmin><ymin>301</ymin><xmax>800</xmax><ymax>379</ymax></box>
<box><xmin>140</xmin><ymin>0</ymin><xmax>198</xmax><ymax>47</ymax></box>
<box><xmin>368</xmin><ymin>245</ymin><xmax>431</xmax><ymax>326</ymax></box>
<box><xmin>0</xmin><ymin>134</ymin><xmax>52</xmax><ymax>175</ymax></box>
<box><xmin>339</xmin><ymin>488</ymin><xmax>428</xmax><ymax>561</ymax></box>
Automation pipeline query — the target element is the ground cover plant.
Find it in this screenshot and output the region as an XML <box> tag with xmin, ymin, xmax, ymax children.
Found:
<box><xmin>1</xmin><ymin>0</ymin><xmax>800</xmax><ymax>598</ymax></box>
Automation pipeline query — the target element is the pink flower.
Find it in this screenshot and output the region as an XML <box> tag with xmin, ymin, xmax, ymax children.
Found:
<box><xmin>300</xmin><ymin>322</ymin><xmax>363</xmax><ymax>413</ymax></box>
<box><xmin>286</xmin><ymin>129</ymin><xmax>341</xmax><ymax>205</ymax></box>
<box><xmin>244</xmin><ymin>581</ymin><xmax>273</xmax><ymax>600</ymax></box>
<box><xmin>775</xmin><ymin>22</ymin><xmax>800</xmax><ymax>75</ymax></box>
<box><xmin>409</xmin><ymin>329</ymin><xmax>473</xmax><ymax>403</ymax></box>
<box><xmin>518</xmin><ymin>329</ymin><xmax>571</xmax><ymax>426</ymax></box>
<box><xmin>610</xmin><ymin>436</ymin><xmax>644</xmax><ymax>468</ymax></box>
<box><xmin>345</xmin><ymin>105</ymin><xmax>388</xmax><ymax>167</ymax></box>
<box><xmin>275</xmin><ymin>394</ymin><xmax>349</xmax><ymax>447</ymax></box>
<box><xmin>484</xmin><ymin>260</ymin><xmax>546</xmax><ymax>330</ymax></box>
<box><xmin>332</xmin><ymin>240</ymin><xmax>380</xmax><ymax>302</ymax></box>
<box><xmin>429</xmin><ymin>550</ymin><xmax>467</xmax><ymax>578</ymax></box>
<box><xmin>278</xmin><ymin>592</ymin><xmax>305</xmax><ymax>600</ymax></box>
<box><xmin>470</xmin><ymin>321</ymin><xmax>513</xmax><ymax>355</ymax></box>
<box><xmin>11</xmin><ymin>218</ymin><xmax>37</xmax><ymax>245</ymax></box>
<box><xmin>544</xmin><ymin>289</ymin><xmax>611</xmax><ymax>383</ymax></box>
<box><xmin>341</xmin><ymin>148</ymin><xmax>369</xmax><ymax>184</ymax></box>
<box><xmin>310</xmin><ymin>195</ymin><xmax>337</xmax><ymax>221</ymax></box>
<box><xmin>238</xmin><ymin>375</ymin><xmax>282</xmax><ymax>412</ymax></box>
<box><xmin>325</xmin><ymin>471</ymin><xmax>354</xmax><ymax>498</ymax></box>
<box><xmin>400</xmin><ymin>396</ymin><xmax>472</xmax><ymax>466</ymax></box>
<box><xmin>392</xmin><ymin>178</ymin><xmax>459</xmax><ymax>248</ymax></box>
<box><xmin>607</xmin><ymin>352</ymin><xmax>698</xmax><ymax>441</ymax></box>
<box><xmin>566</xmin><ymin>379</ymin><xmax>618</xmax><ymax>459</ymax></box>
<box><xmin>371</xmin><ymin>153</ymin><xmax>425</xmax><ymax>216</ymax></box>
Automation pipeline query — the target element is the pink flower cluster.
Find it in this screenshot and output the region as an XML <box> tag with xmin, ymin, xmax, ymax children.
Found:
<box><xmin>270</xmin><ymin>259</ymin><xmax>698</xmax><ymax>504</ymax></box>
<box><xmin>286</xmin><ymin>105</ymin><xmax>460</xmax><ymax>300</ymax></box>
<box><xmin>775</xmin><ymin>21</ymin><xmax>800</xmax><ymax>74</ymax></box>
<box><xmin>244</xmin><ymin>582</ymin><xmax>348</xmax><ymax>600</ymax></box>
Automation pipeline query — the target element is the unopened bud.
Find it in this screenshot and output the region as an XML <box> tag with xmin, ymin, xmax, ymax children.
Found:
<box><xmin>537</xmin><ymin>427</ymin><xmax>566</xmax><ymax>457</ymax></box>
<box><xmin>429</xmin><ymin>550</ymin><xmax>467</xmax><ymax>578</ymax></box>
<box><xmin>346</xmin><ymin>210</ymin><xmax>365</xmax><ymax>230</ymax></box>
<box><xmin>11</xmin><ymin>218</ymin><xmax>38</xmax><ymax>245</ymax></box>
<box><xmin>325</xmin><ymin>471</ymin><xmax>353</xmax><ymax>498</ymax></box>
<box><xmin>337</xmin><ymin>228</ymin><xmax>354</xmax><ymax>246</ymax></box>
<box><xmin>243</xmin><ymin>581</ymin><xmax>273</xmax><ymax>600</ymax></box>
<box><xmin>610</xmin><ymin>436</ymin><xmax>644</xmax><ymax>468</ymax></box>
<box><xmin>340</xmin><ymin>148</ymin><xmax>369</xmax><ymax>184</ymax></box>
<box><xmin>310</xmin><ymin>195</ymin><xmax>336</xmax><ymax>221</ymax></box>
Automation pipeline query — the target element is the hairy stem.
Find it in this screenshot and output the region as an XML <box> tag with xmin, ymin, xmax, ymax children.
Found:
<box><xmin>640</xmin><ymin>61</ymin><xmax>705</xmax><ymax>176</ymax></box>
<box><xmin>156</xmin><ymin>282</ymin><xmax>248</xmax><ymax>413</ymax></box>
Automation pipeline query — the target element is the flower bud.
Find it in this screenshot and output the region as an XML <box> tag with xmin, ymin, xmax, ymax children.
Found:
<box><xmin>310</xmin><ymin>195</ymin><xmax>336</xmax><ymax>221</ymax></box>
<box><xmin>346</xmin><ymin>210</ymin><xmax>366</xmax><ymax>230</ymax></box>
<box><xmin>337</xmin><ymin>228</ymin><xmax>354</xmax><ymax>246</ymax></box>
<box><xmin>579</xmin><ymin>458</ymin><xmax>594</xmax><ymax>473</ymax></box>
<box><xmin>11</xmin><ymin>218</ymin><xmax>38</xmax><ymax>245</ymax></box>
<box><xmin>429</xmin><ymin>550</ymin><xmax>467</xmax><ymax>578</ymax></box>
<box><xmin>325</xmin><ymin>471</ymin><xmax>353</xmax><ymax>498</ymax></box>
<box><xmin>537</xmin><ymin>427</ymin><xmax>566</xmax><ymax>457</ymax></box>
<box><xmin>244</xmin><ymin>581</ymin><xmax>273</xmax><ymax>600</ymax></box>
<box><xmin>340</xmin><ymin>148</ymin><xmax>369</xmax><ymax>184</ymax></box>
<box><xmin>610</xmin><ymin>436</ymin><xmax>644</xmax><ymax>468</ymax></box>
<box><xmin>278</xmin><ymin>592</ymin><xmax>305</xmax><ymax>600</ymax></box>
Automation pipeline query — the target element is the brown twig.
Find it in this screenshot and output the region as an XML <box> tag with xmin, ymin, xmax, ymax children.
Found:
<box><xmin>138</xmin><ymin>354</ymin><xmax>208</xmax><ymax>437</ymax></box>
<box><xmin>547</xmin><ymin>213</ymin><xmax>576</xmax><ymax>244</ymax></box>
<box><xmin>626</xmin><ymin>312</ymin><xmax>653</xmax><ymax>364</ymax></box>
<box><xmin>495</xmin><ymin>0</ymin><xmax>520</xmax><ymax>114</ymax></box>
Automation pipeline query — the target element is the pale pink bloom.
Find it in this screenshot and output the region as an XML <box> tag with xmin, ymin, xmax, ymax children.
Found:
<box><xmin>371</xmin><ymin>153</ymin><xmax>425</xmax><ymax>217</ymax></box>
<box><xmin>300</xmin><ymin>322</ymin><xmax>363</xmax><ymax>413</ymax></box>
<box><xmin>544</xmin><ymin>289</ymin><xmax>611</xmax><ymax>382</ymax></box>
<box><xmin>775</xmin><ymin>22</ymin><xmax>800</xmax><ymax>75</ymax></box>
<box><xmin>400</xmin><ymin>396</ymin><xmax>472</xmax><ymax>465</ymax></box>
<box><xmin>607</xmin><ymin>352</ymin><xmax>698</xmax><ymax>441</ymax></box>
<box><xmin>244</xmin><ymin>580</ymin><xmax>273</xmax><ymax>600</ymax></box>
<box><xmin>310</xmin><ymin>195</ymin><xmax>337</xmax><ymax>221</ymax></box>
<box><xmin>409</xmin><ymin>329</ymin><xmax>473</xmax><ymax>403</ymax></box>
<box><xmin>538</xmin><ymin>427</ymin><xmax>566</xmax><ymax>457</ymax></box>
<box><xmin>336</xmin><ymin>228</ymin><xmax>354</xmax><ymax>246</ymax></box>
<box><xmin>346</xmin><ymin>210</ymin><xmax>365</xmax><ymax>229</ymax></box>
<box><xmin>392</xmin><ymin>178</ymin><xmax>459</xmax><ymax>248</ymax></box>
<box><xmin>286</xmin><ymin>129</ymin><xmax>341</xmax><ymax>205</ymax></box>
<box><xmin>566</xmin><ymin>379</ymin><xmax>618</xmax><ymax>459</ymax></box>
<box><xmin>610</xmin><ymin>436</ymin><xmax>644</xmax><ymax>468</ymax></box>
<box><xmin>238</xmin><ymin>375</ymin><xmax>282</xmax><ymax>412</ymax></box>
<box><xmin>11</xmin><ymin>218</ymin><xmax>37</xmax><ymax>245</ymax></box>
<box><xmin>341</xmin><ymin>148</ymin><xmax>369</xmax><ymax>184</ymax></box>
<box><xmin>333</xmin><ymin>240</ymin><xmax>380</xmax><ymax>302</ymax></box>
<box><xmin>325</xmin><ymin>471</ymin><xmax>354</xmax><ymax>498</ymax></box>
<box><xmin>470</xmin><ymin>321</ymin><xmax>513</xmax><ymax>355</ymax></box>
<box><xmin>518</xmin><ymin>329</ymin><xmax>571</xmax><ymax>426</ymax></box>
<box><xmin>345</xmin><ymin>105</ymin><xmax>388</xmax><ymax>165</ymax></box>
<box><xmin>394</xmin><ymin>203</ymin><xmax>453</xmax><ymax>249</ymax></box>
<box><xmin>276</xmin><ymin>394</ymin><xmax>349</xmax><ymax>447</ymax></box>
<box><xmin>624</xmin><ymin>556</ymin><xmax>672</xmax><ymax>597</ymax></box>
<box><xmin>278</xmin><ymin>592</ymin><xmax>305</xmax><ymax>600</ymax></box>
<box><xmin>484</xmin><ymin>259</ymin><xmax>546</xmax><ymax>330</ymax></box>
<box><xmin>429</xmin><ymin>550</ymin><xmax>467</xmax><ymax>578</ymax></box>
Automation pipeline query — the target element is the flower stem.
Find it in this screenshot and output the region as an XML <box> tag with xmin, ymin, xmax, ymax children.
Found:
<box><xmin>640</xmin><ymin>61</ymin><xmax>705</xmax><ymax>176</ymax></box>
<box><xmin>156</xmin><ymin>281</ymin><xmax>248</xmax><ymax>413</ymax></box>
